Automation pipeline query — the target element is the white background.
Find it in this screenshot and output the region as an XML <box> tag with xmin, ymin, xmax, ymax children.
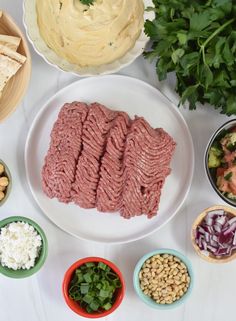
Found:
<box><xmin>0</xmin><ymin>1</ymin><xmax>235</xmax><ymax>321</ymax></box>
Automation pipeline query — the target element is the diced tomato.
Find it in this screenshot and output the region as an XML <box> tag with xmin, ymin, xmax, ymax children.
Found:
<box><xmin>224</xmin><ymin>152</ymin><xmax>236</xmax><ymax>164</ymax></box>
<box><xmin>216</xmin><ymin>167</ymin><xmax>225</xmax><ymax>177</ymax></box>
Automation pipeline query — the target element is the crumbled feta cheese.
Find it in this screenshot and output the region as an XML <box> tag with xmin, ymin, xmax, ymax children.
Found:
<box><xmin>0</xmin><ymin>221</ymin><xmax>42</xmax><ymax>270</ymax></box>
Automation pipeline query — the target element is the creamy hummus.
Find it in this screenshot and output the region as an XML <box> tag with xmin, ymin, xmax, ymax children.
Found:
<box><xmin>36</xmin><ymin>0</ymin><xmax>144</xmax><ymax>67</ymax></box>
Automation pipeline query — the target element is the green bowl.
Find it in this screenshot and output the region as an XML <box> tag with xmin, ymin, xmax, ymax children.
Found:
<box><xmin>0</xmin><ymin>216</ymin><xmax>48</xmax><ymax>278</ymax></box>
<box><xmin>133</xmin><ymin>249</ymin><xmax>194</xmax><ymax>310</ymax></box>
<box><xmin>0</xmin><ymin>160</ymin><xmax>12</xmax><ymax>206</ymax></box>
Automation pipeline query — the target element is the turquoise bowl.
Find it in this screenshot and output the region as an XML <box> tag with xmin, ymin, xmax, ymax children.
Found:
<box><xmin>0</xmin><ymin>216</ymin><xmax>48</xmax><ymax>278</ymax></box>
<box><xmin>133</xmin><ymin>249</ymin><xmax>194</xmax><ymax>310</ymax></box>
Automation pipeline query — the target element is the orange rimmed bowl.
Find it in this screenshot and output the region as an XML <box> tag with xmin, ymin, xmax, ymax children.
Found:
<box><xmin>62</xmin><ymin>257</ymin><xmax>125</xmax><ymax>318</ymax></box>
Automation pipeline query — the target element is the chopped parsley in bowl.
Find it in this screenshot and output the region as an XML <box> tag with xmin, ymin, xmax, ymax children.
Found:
<box><xmin>62</xmin><ymin>257</ymin><xmax>125</xmax><ymax>318</ymax></box>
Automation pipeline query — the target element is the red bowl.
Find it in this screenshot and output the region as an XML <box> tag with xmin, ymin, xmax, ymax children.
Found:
<box><xmin>62</xmin><ymin>257</ymin><xmax>125</xmax><ymax>318</ymax></box>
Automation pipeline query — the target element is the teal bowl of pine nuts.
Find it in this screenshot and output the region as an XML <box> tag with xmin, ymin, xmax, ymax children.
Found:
<box><xmin>133</xmin><ymin>249</ymin><xmax>194</xmax><ymax>309</ymax></box>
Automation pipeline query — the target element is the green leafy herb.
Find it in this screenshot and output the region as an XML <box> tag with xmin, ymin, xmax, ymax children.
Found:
<box><xmin>224</xmin><ymin>172</ymin><xmax>233</xmax><ymax>181</ymax></box>
<box><xmin>68</xmin><ymin>262</ymin><xmax>121</xmax><ymax>314</ymax></box>
<box><xmin>226</xmin><ymin>143</ymin><xmax>236</xmax><ymax>152</ymax></box>
<box><xmin>144</xmin><ymin>0</ymin><xmax>236</xmax><ymax>115</ymax></box>
<box><xmin>80</xmin><ymin>0</ymin><xmax>95</xmax><ymax>5</ymax></box>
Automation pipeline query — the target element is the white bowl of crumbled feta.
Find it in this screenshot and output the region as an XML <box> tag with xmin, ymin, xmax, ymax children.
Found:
<box><xmin>0</xmin><ymin>216</ymin><xmax>48</xmax><ymax>278</ymax></box>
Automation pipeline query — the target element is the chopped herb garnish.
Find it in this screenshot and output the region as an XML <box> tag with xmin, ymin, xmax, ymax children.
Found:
<box><xmin>224</xmin><ymin>172</ymin><xmax>233</xmax><ymax>181</ymax></box>
<box><xmin>98</xmin><ymin>262</ymin><xmax>107</xmax><ymax>271</ymax></box>
<box><xmin>85</xmin><ymin>262</ymin><xmax>95</xmax><ymax>267</ymax></box>
<box><xmin>227</xmin><ymin>143</ymin><xmax>236</xmax><ymax>152</ymax></box>
<box><xmin>68</xmin><ymin>262</ymin><xmax>121</xmax><ymax>314</ymax></box>
<box><xmin>103</xmin><ymin>302</ymin><xmax>112</xmax><ymax>310</ymax></box>
<box><xmin>80</xmin><ymin>283</ymin><xmax>89</xmax><ymax>294</ymax></box>
<box><xmin>80</xmin><ymin>0</ymin><xmax>95</xmax><ymax>6</ymax></box>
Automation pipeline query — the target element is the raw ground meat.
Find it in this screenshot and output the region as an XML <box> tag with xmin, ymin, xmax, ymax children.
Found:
<box><xmin>71</xmin><ymin>103</ymin><xmax>117</xmax><ymax>208</ymax></box>
<box><xmin>120</xmin><ymin>117</ymin><xmax>176</xmax><ymax>219</ymax></box>
<box><xmin>42</xmin><ymin>102</ymin><xmax>88</xmax><ymax>203</ymax></box>
<box><xmin>96</xmin><ymin>111</ymin><xmax>131</xmax><ymax>212</ymax></box>
<box><xmin>42</xmin><ymin>102</ymin><xmax>176</xmax><ymax>219</ymax></box>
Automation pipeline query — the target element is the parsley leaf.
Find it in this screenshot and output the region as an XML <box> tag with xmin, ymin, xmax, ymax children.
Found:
<box><xmin>224</xmin><ymin>172</ymin><xmax>233</xmax><ymax>181</ymax></box>
<box><xmin>80</xmin><ymin>0</ymin><xmax>95</xmax><ymax>5</ymax></box>
<box><xmin>144</xmin><ymin>0</ymin><xmax>236</xmax><ymax>115</ymax></box>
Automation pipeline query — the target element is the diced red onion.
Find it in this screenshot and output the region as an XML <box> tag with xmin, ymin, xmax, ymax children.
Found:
<box><xmin>207</xmin><ymin>210</ymin><xmax>225</xmax><ymax>217</ymax></box>
<box><xmin>223</xmin><ymin>222</ymin><xmax>236</xmax><ymax>235</ymax></box>
<box><xmin>210</xmin><ymin>239</ymin><xmax>218</xmax><ymax>247</ymax></box>
<box><xmin>202</xmin><ymin>225</ymin><xmax>214</xmax><ymax>234</ymax></box>
<box><xmin>228</xmin><ymin>217</ymin><xmax>236</xmax><ymax>225</ymax></box>
<box><xmin>195</xmin><ymin>210</ymin><xmax>236</xmax><ymax>259</ymax></box>
<box><xmin>207</xmin><ymin>245</ymin><xmax>217</xmax><ymax>253</ymax></box>
<box><xmin>205</xmin><ymin>217</ymin><xmax>213</xmax><ymax>226</ymax></box>
<box><xmin>233</xmin><ymin>232</ymin><xmax>236</xmax><ymax>246</ymax></box>
<box><xmin>212</xmin><ymin>235</ymin><xmax>219</xmax><ymax>242</ymax></box>
<box><xmin>216</xmin><ymin>216</ymin><xmax>227</xmax><ymax>225</ymax></box>
<box><xmin>219</xmin><ymin>232</ymin><xmax>233</xmax><ymax>244</ymax></box>
<box><xmin>205</xmin><ymin>233</ymin><xmax>210</xmax><ymax>243</ymax></box>
<box><xmin>202</xmin><ymin>239</ymin><xmax>207</xmax><ymax>251</ymax></box>
<box><xmin>198</xmin><ymin>226</ymin><xmax>207</xmax><ymax>234</ymax></box>
<box><xmin>216</xmin><ymin>248</ymin><xmax>228</xmax><ymax>256</ymax></box>
<box><xmin>213</xmin><ymin>223</ymin><xmax>222</xmax><ymax>233</ymax></box>
<box><xmin>228</xmin><ymin>245</ymin><xmax>236</xmax><ymax>256</ymax></box>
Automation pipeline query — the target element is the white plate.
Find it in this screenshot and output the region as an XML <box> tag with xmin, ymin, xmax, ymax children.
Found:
<box><xmin>25</xmin><ymin>75</ymin><xmax>194</xmax><ymax>244</ymax></box>
<box><xmin>23</xmin><ymin>0</ymin><xmax>154</xmax><ymax>76</ymax></box>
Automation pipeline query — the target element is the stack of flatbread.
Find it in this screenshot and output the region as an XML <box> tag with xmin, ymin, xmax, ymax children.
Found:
<box><xmin>0</xmin><ymin>11</ymin><xmax>27</xmax><ymax>98</ymax></box>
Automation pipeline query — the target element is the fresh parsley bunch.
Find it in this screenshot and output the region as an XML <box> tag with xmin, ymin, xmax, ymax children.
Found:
<box><xmin>144</xmin><ymin>0</ymin><xmax>236</xmax><ymax>115</ymax></box>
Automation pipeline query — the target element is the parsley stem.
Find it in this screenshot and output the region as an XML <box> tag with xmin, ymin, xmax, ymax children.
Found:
<box><xmin>203</xmin><ymin>18</ymin><xmax>235</xmax><ymax>48</ymax></box>
<box><xmin>200</xmin><ymin>18</ymin><xmax>235</xmax><ymax>66</ymax></box>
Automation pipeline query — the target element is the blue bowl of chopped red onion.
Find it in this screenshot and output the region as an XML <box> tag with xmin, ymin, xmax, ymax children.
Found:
<box><xmin>192</xmin><ymin>205</ymin><xmax>236</xmax><ymax>263</ymax></box>
<box><xmin>0</xmin><ymin>216</ymin><xmax>48</xmax><ymax>278</ymax></box>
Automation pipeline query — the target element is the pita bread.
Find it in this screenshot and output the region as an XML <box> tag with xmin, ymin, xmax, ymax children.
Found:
<box><xmin>0</xmin><ymin>43</ymin><xmax>27</xmax><ymax>95</ymax></box>
<box><xmin>0</xmin><ymin>35</ymin><xmax>21</xmax><ymax>51</ymax></box>
<box><xmin>0</xmin><ymin>54</ymin><xmax>23</xmax><ymax>93</ymax></box>
<box><xmin>0</xmin><ymin>45</ymin><xmax>26</xmax><ymax>64</ymax></box>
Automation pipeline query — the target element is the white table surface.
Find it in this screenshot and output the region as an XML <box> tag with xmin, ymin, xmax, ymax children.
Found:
<box><xmin>1</xmin><ymin>1</ymin><xmax>236</xmax><ymax>321</ymax></box>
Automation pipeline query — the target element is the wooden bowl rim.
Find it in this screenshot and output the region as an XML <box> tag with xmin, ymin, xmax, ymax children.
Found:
<box><xmin>0</xmin><ymin>11</ymin><xmax>31</xmax><ymax>122</ymax></box>
<box><xmin>191</xmin><ymin>205</ymin><xmax>236</xmax><ymax>263</ymax></box>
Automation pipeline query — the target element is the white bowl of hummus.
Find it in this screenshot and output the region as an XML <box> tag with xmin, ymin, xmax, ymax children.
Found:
<box><xmin>23</xmin><ymin>0</ymin><xmax>153</xmax><ymax>76</ymax></box>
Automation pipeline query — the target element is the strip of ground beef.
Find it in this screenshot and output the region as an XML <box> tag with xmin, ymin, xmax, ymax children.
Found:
<box><xmin>42</xmin><ymin>102</ymin><xmax>88</xmax><ymax>203</ymax></box>
<box><xmin>72</xmin><ymin>103</ymin><xmax>117</xmax><ymax>208</ymax></box>
<box><xmin>121</xmin><ymin>117</ymin><xmax>176</xmax><ymax>219</ymax></box>
<box><xmin>96</xmin><ymin>112</ymin><xmax>131</xmax><ymax>212</ymax></box>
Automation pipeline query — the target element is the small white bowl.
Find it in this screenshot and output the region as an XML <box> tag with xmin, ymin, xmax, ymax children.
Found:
<box><xmin>23</xmin><ymin>0</ymin><xmax>154</xmax><ymax>76</ymax></box>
